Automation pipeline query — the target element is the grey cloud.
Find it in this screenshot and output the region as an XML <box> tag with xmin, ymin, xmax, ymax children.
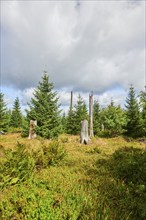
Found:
<box><xmin>1</xmin><ymin>0</ymin><xmax>145</xmax><ymax>93</ymax></box>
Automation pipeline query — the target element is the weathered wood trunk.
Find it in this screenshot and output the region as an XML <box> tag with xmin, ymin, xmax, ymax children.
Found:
<box><xmin>80</xmin><ymin>119</ymin><xmax>89</xmax><ymax>144</ymax></box>
<box><xmin>101</xmin><ymin>123</ymin><xmax>104</xmax><ymax>131</ymax></box>
<box><xmin>28</xmin><ymin>120</ymin><xmax>37</xmax><ymax>139</ymax></box>
<box><xmin>70</xmin><ymin>91</ymin><xmax>73</xmax><ymax>112</ymax></box>
<box><xmin>89</xmin><ymin>92</ymin><xmax>94</xmax><ymax>137</ymax></box>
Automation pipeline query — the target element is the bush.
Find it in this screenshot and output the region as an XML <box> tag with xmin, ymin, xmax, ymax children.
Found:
<box><xmin>0</xmin><ymin>143</ymin><xmax>35</xmax><ymax>189</ymax></box>
<box><xmin>8</xmin><ymin>127</ymin><xmax>22</xmax><ymax>133</ymax></box>
<box><xmin>95</xmin><ymin>147</ymin><xmax>146</xmax><ymax>220</ymax></box>
<box><xmin>59</xmin><ymin>136</ymin><xmax>69</xmax><ymax>143</ymax></box>
<box><xmin>109</xmin><ymin>147</ymin><xmax>146</xmax><ymax>219</ymax></box>
<box><xmin>34</xmin><ymin>140</ymin><xmax>67</xmax><ymax>169</ymax></box>
<box><xmin>0</xmin><ymin>141</ymin><xmax>68</xmax><ymax>219</ymax></box>
<box><xmin>0</xmin><ymin>177</ymin><xmax>85</xmax><ymax>220</ymax></box>
<box><xmin>86</xmin><ymin>147</ymin><xmax>101</xmax><ymax>154</ymax></box>
<box><xmin>111</xmin><ymin>147</ymin><xmax>146</xmax><ymax>185</ymax></box>
<box><xmin>0</xmin><ymin>140</ymin><xmax>67</xmax><ymax>190</ymax></box>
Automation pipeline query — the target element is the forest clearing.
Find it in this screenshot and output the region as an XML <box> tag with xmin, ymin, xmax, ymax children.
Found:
<box><xmin>1</xmin><ymin>1</ymin><xmax>146</xmax><ymax>219</ymax></box>
<box><xmin>0</xmin><ymin>71</ymin><xmax>146</xmax><ymax>220</ymax></box>
<box><xmin>0</xmin><ymin>133</ymin><xmax>146</xmax><ymax>220</ymax></box>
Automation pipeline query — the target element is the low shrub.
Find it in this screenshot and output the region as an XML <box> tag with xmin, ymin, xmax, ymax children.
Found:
<box><xmin>59</xmin><ymin>136</ymin><xmax>69</xmax><ymax>143</ymax></box>
<box><xmin>94</xmin><ymin>147</ymin><xmax>146</xmax><ymax>220</ymax></box>
<box><xmin>86</xmin><ymin>147</ymin><xmax>101</xmax><ymax>154</ymax></box>
<box><xmin>34</xmin><ymin>140</ymin><xmax>67</xmax><ymax>169</ymax></box>
<box><xmin>8</xmin><ymin>127</ymin><xmax>22</xmax><ymax>133</ymax></box>
<box><xmin>0</xmin><ymin>140</ymin><xmax>67</xmax><ymax>189</ymax></box>
<box><xmin>0</xmin><ymin>143</ymin><xmax>35</xmax><ymax>189</ymax></box>
<box><xmin>0</xmin><ymin>177</ymin><xmax>86</xmax><ymax>220</ymax></box>
<box><xmin>111</xmin><ymin>147</ymin><xmax>146</xmax><ymax>185</ymax></box>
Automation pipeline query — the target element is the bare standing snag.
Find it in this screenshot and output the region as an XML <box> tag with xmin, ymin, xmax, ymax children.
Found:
<box><xmin>28</xmin><ymin>120</ymin><xmax>37</xmax><ymax>139</ymax></box>
<box><xmin>80</xmin><ymin>119</ymin><xmax>89</xmax><ymax>144</ymax></box>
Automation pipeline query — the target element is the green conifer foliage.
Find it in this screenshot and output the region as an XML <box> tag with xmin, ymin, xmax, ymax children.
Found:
<box><xmin>0</xmin><ymin>93</ymin><xmax>9</xmax><ymax>132</ymax></box>
<box><xmin>66</xmin><ymin>109</ymin><xmax>76</xmax><ymax>135</ymax></box>
<box><xmin>93</xmin><ymin>100</ymin><xmax>101</xmax><ymax>135</ymax></box>
<box><xmin>125</xmin><ymin>85</ymin><xmax>141</xmax><ymax>137</ymax></box>
<box><xmin>26</xmin><ymin>72</ymin><xmax>61</xmax><ymax>139</ymax></box>
<box><xmin>61</xmin><ymin>112</ymin><xmax>67</xmax><ymax>133</ymax></box>
<box><xmin>74</xmin><ymin>94</ymin><xmax>88</xmax><ymax>135</ymax></box>
<box><xmin>21</xmin><ymin>116</ymin><xmax>29</xmax><ymax>137</ymax></box>
<box><xmin>139</xmin><ymin>90</ymin><xmax>146</xmax><ymax>136</ymax></box>
<box><xmin>66</xmin><ymin>95</ymin><xmax>88</xmax><ymax>135</ymax></box>
<box><xmin>101</xmin><ymin>100</ymin><xmax>127</xmax><ymax>136</ymax></box>
<box><xmin>10</xmin><ymin>97</ymin><xmax>22</xmax><ymax>128</ymax></box>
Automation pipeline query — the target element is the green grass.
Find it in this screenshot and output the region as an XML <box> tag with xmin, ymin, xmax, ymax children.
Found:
<box><xmin>0</xmin><ymin>134</ymin><xmax>146</xmax><ymax>219</ymax></box>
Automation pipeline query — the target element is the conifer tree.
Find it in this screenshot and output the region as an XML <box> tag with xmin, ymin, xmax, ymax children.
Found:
<box><xmin>139</xmin><ymin>90</ymin><xmax>146</xmax><ymax>136</ymax></box>
<box><xmin>26</xmin><ymin>72</ymin><xmax>61</xmax><ymax>139</ymax></box>
<box><xmin>66</xmin><ymin>108</ymin><xmax>76</xmax><ymax>135</ymax></box>
<box><xmin>10</xmin><ymin>97</ymin><xmax>22</xmax><ymax>128</ymax></box>
<box><xmin>61</xmin><ymin>112</ymin><xmax>67</xmax><ymax>133</ymax></box>
<box><xmin>125</xmin><ymin>85</ymin><xmax>141</xmax><ymax>137</ymax></box>
<box><xmin>21</xmin><ymin>116</ymin><xmax>29</xmax><ymax>137</ymax></box>
<box><xmin>0</xmin><ymin>93</ymin><xmax>9</xmax><ymax>132</ymax></box>
<box><xmin>93</xmin><ymin>100</ymin><xmax>101</xmax><ymax>135</ymax></box>
<box><xmin>101</xmin><ymin>100</ymin><xmax>126</xmax><ymax>136</ymax></box>
<box><xmin>74</xmin><ymin>94</ymin><xmax>88</xmax><ymax>135</ymax></box>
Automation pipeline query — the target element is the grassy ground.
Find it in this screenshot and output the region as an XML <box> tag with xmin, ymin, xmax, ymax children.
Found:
<box><xmin>0</xmin><ymin>134</ymin><xmax>146</xmax><ymax>220</ymax></box>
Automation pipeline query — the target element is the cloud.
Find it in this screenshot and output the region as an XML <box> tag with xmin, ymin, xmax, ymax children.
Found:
<box><xmin>58</xmin><ymin>88</ymin><xmax>127</xmax><ymax>114</ymax></box>
<box><xmin>21</xmin><ymin>87</ymin><xmax>35</xmax><ymax>105</ymax></box>
<box><xmin>1</xmin><ymin>0</ymin><xmax>145</xmax><ymax>97</ymax></box>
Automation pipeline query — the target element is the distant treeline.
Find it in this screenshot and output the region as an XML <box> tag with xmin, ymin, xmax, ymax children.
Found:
<box><xmin>0</xmin><ymin>72</ymin><xmax>146</xmax><ymax>138</ymax></box>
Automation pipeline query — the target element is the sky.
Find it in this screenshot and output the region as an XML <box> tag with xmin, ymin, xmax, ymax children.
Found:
<box><xmin>1</xmin><ymin>0</ymin><xmax>146</xmax><ymax>114</ymax></box>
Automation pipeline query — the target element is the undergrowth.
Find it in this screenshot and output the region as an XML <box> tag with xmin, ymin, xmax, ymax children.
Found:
<box><xmin>0</xmin><ymin>143</ymin><xmax>35</xmax><ymax>189</ymax></box>
<box><xmin>0</xmin><ymin>135</ymin><xmax>146</xmax><ymax>219</ymax></box>
<box><xmin>92</xmin><ymin>147</ymin><xmax>146</xmax><ymax>220</ymax></box>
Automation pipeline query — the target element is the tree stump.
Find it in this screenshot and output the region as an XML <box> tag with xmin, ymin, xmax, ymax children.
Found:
<box><xmin>80</xmin><ymin>119</ymin><xmax>89</xmax><ymax>144</ymax></box>
<box><xmin>28</xmin><ymin>120</ymin><xmax>37</xmax><ymax>139</ymax></box>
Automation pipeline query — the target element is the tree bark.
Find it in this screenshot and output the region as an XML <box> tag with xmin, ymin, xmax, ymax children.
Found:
<box><xmin>89</xmin><ymin>92</ymin><xmax>94</xmax><ymax>137</ymax></box>
<box><xmin>80</xmin><ymin>119</ymin><xmax>89</xmax><ymax>144</ymax></box>
<box><xmin>28</xmin><ymin>120</ymin><xmax>37</xmax><ymax>139</ymax></box>
<box><xmin>70</xmin><ymin>91</ymin><xmax>73</xmax><ymax>112</ymax></box>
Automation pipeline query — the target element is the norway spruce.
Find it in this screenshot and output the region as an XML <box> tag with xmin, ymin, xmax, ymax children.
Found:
<box><xmin>93</xmin><ymin>100</ymin><xmax>101</xmax><ymax>135</ymax></box>
<box><xmin>0</xmin><ymin>93</ymin><xmax>10</xmax><ymax>132</ymax></box>
<box><xmin>139</xmin><ymin>90</ymin><xmax>146</xmax><ymax>136</ymax></box>
<box><xmin>74</xmin><ymin>94</ymin><xmax>88</xmax><ymax>135</ymax></box>
<box><xmin>26</xmin><ymin>72</ymin><xmax>61</xmax><ymax>139</ymax></box>
<box><xmin>10</xmin><ymin>97</ymin><xmax>22</xmax><ymax>128</ymax></box>
<box><xmin>101</xmin><ymin>100</ymin><xmax>127</xmax><ymax>136</ymax></box>
<box><xmin>125</xmin><ymin>85</ymin><xmax>141</xmax><ymax>137</ymax></box>
<box><xmin>66</xmin><ymin>108</ymin><xmax>76</xmax><ymax>135</ymax></box>
<box><xmin>61</xmin><ymin>112</ymin><xmax>67</xmax><ymax>133</ymax></box>
<box><xmin>66</xmin><ymin>95</ymin><xmax>88</xmax><ymax>135</ymax></box>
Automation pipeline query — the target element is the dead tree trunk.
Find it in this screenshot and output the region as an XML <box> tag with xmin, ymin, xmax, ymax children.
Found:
<box><xmin>80</xmin><ymin>119</ymin><xmax>89</xmax><ymax>144</ymax></box>
<box><xmin>89</xmin><ymin>92</ymin><xmax>94</xmax><ymax>137</ymax></box>
<box><xmin>101</xmin><ymin>123</ymin><xmax>104</xmax><ymax>131</ymax></box>
<box><xmin>28</xmin><ymin>120</ymin><xmax>37</xmax><ymax>139</ymax></box>
<box><xmin>70</xmin><ymin>91</ymin><xmax>73</xmax><ymax>112</ymax></box>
